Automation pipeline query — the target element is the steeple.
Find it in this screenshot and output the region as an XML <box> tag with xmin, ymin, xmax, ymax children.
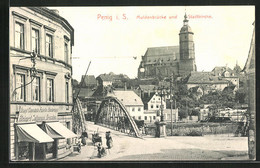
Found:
<box><xmin>183</xmin><ymin>12</ymin><xmax>189</xmax><ymax>25</ymax></box>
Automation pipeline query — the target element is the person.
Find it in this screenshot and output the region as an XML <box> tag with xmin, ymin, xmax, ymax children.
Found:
<box><xmin>97</xmin><ymin>143</ymin><xmax>106</xmax><ymax>158</ymax></box>
<box><xmin>105</xmin><ymin>131</ymin><xmax>113</xmax><ymax>149</ymax></box>
<box><xmin>81</xmin><ymin>134</ymin><xmax>86</xmax><ymax>146</ymax></box>
<box><xmin>77</xmin><ymin>138</ymin><xmax>81</xmax><ymax>153</ymax></box>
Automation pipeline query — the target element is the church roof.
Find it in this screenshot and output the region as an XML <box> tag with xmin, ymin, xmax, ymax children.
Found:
<box><xmin>145</xmin><ymin>46</ymin><xmax>179</xmax><ymax>57</ymax></box>
<box><xmin>187</xmin><ymin>72</ymin><xmax>229</xmax><ymax>84</ymax></box>
<box><xmin>180</xmin><ymin>25</ymin><xmax>193</xmax><ymax>33</ymax></box>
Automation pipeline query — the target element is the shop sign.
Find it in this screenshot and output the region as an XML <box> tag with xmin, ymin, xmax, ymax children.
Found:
<box><xmin>18</xmin><ymin>105</ymin><xmax>60</xmax><ymax>113</ymax></box>
<box><xmin>18</xmin><ymin>112</ymin><xmax>58</xmax><ymax>123</ymax></box>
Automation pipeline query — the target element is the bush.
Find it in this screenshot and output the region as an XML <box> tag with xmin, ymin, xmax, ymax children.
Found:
<box><xmin>186</xmin><ymin>130</ymin><xmax>203</xmax><ymax>136</ymax></box>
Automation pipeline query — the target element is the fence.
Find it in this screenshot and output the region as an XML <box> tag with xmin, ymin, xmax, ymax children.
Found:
<box><xmin>144</xmin><ymin>122</ymin><xmax>242</xmax><ymax>136</ymax></box>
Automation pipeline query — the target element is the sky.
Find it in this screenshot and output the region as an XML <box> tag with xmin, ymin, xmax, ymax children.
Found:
<box><xmin>48</xmin><ymin>6</ymin><xmax>255</xmax><ymax>81</ymax></box>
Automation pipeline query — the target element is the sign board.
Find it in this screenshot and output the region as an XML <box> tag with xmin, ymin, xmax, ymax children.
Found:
<box><xmin>18</xmin><ymin>112</ymin><xmax>58</xmax><ymax>123</ymax></box>
<box><xmin>17</xmin><ymin>105</ymin><xmax>59</xmax><ymax>123</ymax></box>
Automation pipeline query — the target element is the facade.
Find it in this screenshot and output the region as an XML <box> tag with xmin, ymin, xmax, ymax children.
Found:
<box><xmin>212</xmin><ymin>66</ymin><xmax>240</xmax><ymax>89</ymax></box>
<box><xmin>10</xmin><ymin>7</ymin><xmax>76</xmax><ymax>161</ymax></box>
<box><xmin>138</xmin><ymin>13</ymin><xmax>196</xmax><ymax>79</ymax></box>
<box><xmin>186</xmin><ymin>71</ymin><xmax>230</xmax><ymax>94</ymax></box>
<box><xmin>242</xmin><ymin>21</ymin><xmax>255</xmax><ymax>159</ymax></box>
<box><xmin>145</xmin><ymin>93</ymin><xmax>166</xmax><ymax>111</ymax></box>
<box><xmin>112</xmin><ymin>91</ymin><xmax>144</xmax><ymax>120</ymax></box>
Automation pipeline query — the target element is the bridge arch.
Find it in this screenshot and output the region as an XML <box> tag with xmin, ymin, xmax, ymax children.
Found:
<box><xmin>95</xmin><ymin>96</ymin><xmax>141</xmax><ymax>138</ymax></box>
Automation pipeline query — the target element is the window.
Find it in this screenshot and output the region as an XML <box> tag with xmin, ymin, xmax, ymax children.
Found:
<box><xmin>151</xmin><ymin>105</ymin><xmax>153</xmax><ymax>109</ymax></box>
<box><xmin>138</xmin><ymin>107</ymin><xmax>141</xmax><ymax>112</ymax></box>
<box><xmin>156</xmin><ymin>105</ymin><xmax>159</xmax><ymax>108</ymax></box>
<box><xmin>46</xmin><ymin>34</ymin><xmax>53</xmax><ymax>57</ymax></box>
<box><xmin>132</xmin><ymin>108</ymin><xmax>135</xmax><ymax>112</ymax></box>
<box><xmin>153</xmin><ymin>116</ymin><xmax>156</xmax><ymax>120</ymax></box>
<box><xmin>32</xmin><ymin>28</ymin><xmax>40</xmax><ymax>53</ymax></box>
<box><xmin>145</xmin><ymin>116</ymin><xmax>147</xmax><ymax>120</ymax></box>
<box><xmin>16</xmin><ymin>74</ymin><xmax>25</xmax><ymax>101</ymax></box>
<box><xmin>47</xmin><ymin>79</ymin><xmax>54</xmax><ymax>102</ymax></box>
<box><xmin>32</xmin><ymin>77</ymin><xmax>40</xmax><ymax>102</ymax></box>
<box><xmin>15</xmin><ymin>22</ymin><xmax>24</xmax><ymax>49</ymax></box>
<box><xmin>158</xmin><ymin>98</ymin><xmax>160</xmax><ymax>100</ymax></box>
<box><xmin>64</xmin><ymin>42</ymin><xmax>69</xmax><ymax>63</ymax></box>
<box><xmin>138</xmin><ymin>116</ymin><xmax>141</xmax><ymax>120</ymax></box>
<box><xmin>66</xmin><ymin>122</ymin><xmax>71</xmax><ymax>145</ymax></box>
<box><xmin>65</xmin><ymin>81</ymin><xmax>69</xmax><ymax>103</ymax></box>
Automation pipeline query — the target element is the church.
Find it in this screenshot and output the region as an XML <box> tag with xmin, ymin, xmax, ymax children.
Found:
<box><xmin>138</xmin><ymin>13</ymin><xmax>197</xmax><ymax>79</ymax></box>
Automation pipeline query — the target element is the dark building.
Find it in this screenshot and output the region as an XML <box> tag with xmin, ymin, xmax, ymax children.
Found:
<box><xmin>138</xmin><ymin>13</ymin><xmax>197</xmax><ymax>79</ymax></box>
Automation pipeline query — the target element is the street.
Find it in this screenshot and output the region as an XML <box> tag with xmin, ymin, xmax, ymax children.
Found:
<box><xmin>59</xmin><ymin>121</ymin><xmax>249</xmax><ymax>161</ymax></box>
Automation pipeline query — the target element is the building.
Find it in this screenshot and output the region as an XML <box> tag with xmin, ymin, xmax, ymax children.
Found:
<box><xmin>9</xmin><ymin>7</ymin><xmax>76</xmax><ymax>161</ymax></box>
<box><xmin>138</xmin><ymin>13</ymin><xmax>197</xmax><ymax>79</ymax></box>
<box><xmin>186</xmin><ymin>71</ymin><xmax>230</xmax><ymax>94</ymax></box>
<box><xmin>242</xmin><ymin>21</ymin><xmax>255</xmax><ymax>159</ymax></box>
<box><xmin>112</xmin><ymin>91</ymin><xmax>144</xmax><ymax>120</ymax></box>
<box><xmin>212</xmin><ymin>66</ymin><xmax>240</xmax><ymax>89</ymax></box>
<box><xmin>142</xmin><ymin>93</ymin><xmax>166</xmax><ymax>111</ymax></box>
<box><xmin>80</xmin><ymin>75</ymin><xmax>96</xmax><ymax>88</ymax></box>
<box><xmin>96</xmin><ymin>72</ymin><xmax>129</xmax><ymax>88</ymax></box>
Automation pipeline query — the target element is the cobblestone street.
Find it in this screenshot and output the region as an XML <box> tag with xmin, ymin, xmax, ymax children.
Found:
<box><xmin>59</xmin><ymin>121</ymin><xmax>249</xmax><ymax>161</ymax></box>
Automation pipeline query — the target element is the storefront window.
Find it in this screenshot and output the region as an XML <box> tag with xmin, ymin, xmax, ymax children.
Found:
<box><xmin>18</xmin><ymin>142</ymin><xmax>29</xmax><ymax>160</ymax></box>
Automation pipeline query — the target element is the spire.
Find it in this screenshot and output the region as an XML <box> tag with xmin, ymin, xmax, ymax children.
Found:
<box><xmin>183</xmin><ymin>10</ymin><xmax>189</xmax><ymax>25</ymax></box>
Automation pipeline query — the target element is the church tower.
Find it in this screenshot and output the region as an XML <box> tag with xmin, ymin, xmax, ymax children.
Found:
<box><xmin>178</xmin><ymin>13</ymin><xmax>196</xmax><ymax>75</ymax></box>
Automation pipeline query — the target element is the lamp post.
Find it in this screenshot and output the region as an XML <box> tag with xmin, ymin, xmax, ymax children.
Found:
<box><xmin>154</xmin><ymin>85</ymin><xmax>167</xmax><ymax>137</ymax></box>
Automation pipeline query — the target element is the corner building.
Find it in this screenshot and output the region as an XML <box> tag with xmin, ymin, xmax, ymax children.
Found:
<box><xmin>9</xmin><ymin>7</ymin><xmax>76</xmax><ymax>161</ymax></box>
<box><xmin>138</xmin><ymin>13</ymin><xmax>197</xmax><ymax>79</ymax></box>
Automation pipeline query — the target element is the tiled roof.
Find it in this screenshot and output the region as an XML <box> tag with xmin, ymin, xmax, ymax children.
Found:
<box><xmin>145</xmin><ymin>46</ymin><xmax>179</xmax><ymax>57</ymax></box>
<box><xmin>138</xmin><ymin>85</ymin><xmax>157</xmax><ymax>91</ymax></box>
<box><xmin>112</xmin><ymin>91</ymin><xmax>144</xmax><ymax>106</ymax></box>
<box><xmin>97</xmin><ymin>74</ymin><xmax>113</xmax><ymax>81</ymax></box>
<box><xmin>98</xmin><ymin>73</ymin><xmax>129</xmax><ymax>82</ymax></box>
<box><xmin>141</xmin><ymin>92</ymin><xmax>156</xmax><ymax>105</ymax></box>
<box><xmin>81</xmin><ymin>75</ymin><xmax>96</xmax><ymax>86</ymax></box>
<box><xmin>187</xmin><ymin>72</ymin><xmax>229</xmax><ymax>84</ymax></box>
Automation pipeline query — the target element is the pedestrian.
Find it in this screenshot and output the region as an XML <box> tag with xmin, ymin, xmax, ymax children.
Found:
<box><xmin>81</xmin><ymin>134</ymin><xmax>86</xmax><ymax>146</ymax></box>
<box><xmin>106</xmin><ymin>131</ymin><xmax>113</xmax><ymax>149</ymax></box>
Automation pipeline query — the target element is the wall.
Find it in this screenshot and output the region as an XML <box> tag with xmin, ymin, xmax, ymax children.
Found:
<box><xmin>9</xmin><ymin>7</ymin><xmax>74</xmax><ymax>161</ymax></box>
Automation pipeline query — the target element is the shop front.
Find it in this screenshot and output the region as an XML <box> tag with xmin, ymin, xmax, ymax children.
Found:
<box><xmin>11</xmin><ymin>104</ymin><xmax>76</xmax><ymax>161</ymax></box>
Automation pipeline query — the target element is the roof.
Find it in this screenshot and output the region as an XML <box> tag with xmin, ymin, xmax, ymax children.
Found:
<box><xmin>28</xmin><ymin>7</ymin><xmax>74</xmax><ymax>46</ymax></box>
<box><xmin>141</xmin><ymin>92</ymin><xmax>156</xmax><ymax>105</ymax></box>
<box><xmin>81</xmin><ymin>75</ymin><xmax>96</xmax><ymax>86</ymax></box>
<box><xmin>112</xmin><ymin>91</ymin><xmax>143</xmax><ymax>106</ymax></box>
<box><xmin>97</xmin><ymin>73</ymin><xmax>129</xmax><ymax>82</ymax></box>
<box><xmin>138</xmin><ymin>85</ymin><xmax>156</xmax><ymax>91</ymax></box>
<box><xmin>180</xmin><ymin>25</ymin><xmax>193</xmax><ymax>33</ymax></box>
<box><xmin>73</xmin><ymin>88</ymin><xmax>95</xmax><ymax>98</ymax></box>
<box><xmin>187</xmin><ymin>72</ymin><xmax>229</xmax><ymax>84</ymax></box>
<box><xmin>243</xmin><ymin>21</ymin><xmax>255</xmax><ymax>73</ymax></box>
<box><xmin>144</xmin><ymin>46</ymin><xmax>179</xmax><ymax>62</ymax></box>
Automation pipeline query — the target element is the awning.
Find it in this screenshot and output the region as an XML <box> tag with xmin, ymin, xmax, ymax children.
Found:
<box><xmin>16</xmin><ymin>124</ymin><xmax>54</xmax><ymax>143</ymax></box>
<box><xmin>44</xmin><ymin>122</ymin><xmax>77</xmax><ymax>139</ymax></box>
